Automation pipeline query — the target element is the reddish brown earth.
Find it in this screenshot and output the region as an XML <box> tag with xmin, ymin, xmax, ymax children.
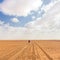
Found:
<box><xmin>0</xmin><ymin>40</ymin><xmax>60</xmax><ymax>60</ymax></box>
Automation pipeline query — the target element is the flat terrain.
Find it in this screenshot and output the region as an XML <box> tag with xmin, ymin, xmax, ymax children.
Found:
<box><xmin>0</xmin><ymin>40</ymin><xmax>60</xmax><ymax>60</ymax></box>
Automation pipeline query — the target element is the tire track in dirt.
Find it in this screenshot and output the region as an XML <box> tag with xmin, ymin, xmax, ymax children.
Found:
<box><xmin>33</xmin><ymin>42</ymin><xmax>42</xmax><ymax>60</ymax></box>
<box><xmin>31</xmin><ymin>42</ymin><xmax>41</xmax><ymax>60</ymax></box>
<box><xmin>8</xmin><ymin>43</ymin><xmax>32</xmax><ymax>60</ymax></box>
<box><xmin>8</xmin><ymin>41</ymin><xmax>41</xmax><ymax>60</ymax></box>
<box><xmin>0</xmin><ymin>41</ymin><xmax>54</xmax><ymax>60</ymax></box>
<box><xmin>34</xmin><ymin>41</ymin><xmax>53</xmax><ymax>60</ymax></box>
<box><xmin>0</xmin><ymin>43</ymin><xmax>29</xmax><ymax>60</ymax></box>
<box><xmin>15</xmin><ymin>43</ymin><xmax>32</xmax><ymax>60</ymax></box>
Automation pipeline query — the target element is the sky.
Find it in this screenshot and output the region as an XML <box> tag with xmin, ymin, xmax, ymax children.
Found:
<box><xmin>0</xmin><ymin>0</ymin><xmax>52</xmax><ymax>27</ymax></box>
<box><xmin>0</xmin><ymin>0</ymin><xmax>60</xmax><ymax>40</ymax></box>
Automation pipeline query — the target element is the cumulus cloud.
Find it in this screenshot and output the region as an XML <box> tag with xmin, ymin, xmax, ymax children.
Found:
<box><xmin>0</xmin><ymin>22</ymin><xmax>28</xmax><ymax>40</ymax></box>
<box><xmin>25</xmin><ymin>1</ymin><xmax>60</xmax><ymax>40</ymax></box>
<box><xmin>0</xmin><ymin>20</ymin><xmax>4</xmax><ymax>25</ymax></box>
<box><xmin>41</xmin><ymin>0</ymin><xmax>60</xmax><ymax>13</ymax></box>
<box><xmin>0</xmin><ymin>0</ymin><xmax>42</xmax><ymax>16</ymax></box>
<box><xmin>11</xmin><ymin>18</ymin><xmax>19</xmax><ymax>23</ymax></box>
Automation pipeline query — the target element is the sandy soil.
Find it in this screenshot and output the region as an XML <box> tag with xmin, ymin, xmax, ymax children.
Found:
<box><xmin>0</xmin><ymin>40</ymin><xmax>60</xmax><ymax>60</ymax></box>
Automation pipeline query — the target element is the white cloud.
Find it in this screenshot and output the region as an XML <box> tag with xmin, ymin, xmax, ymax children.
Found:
<box><xmin>0</xmin><ymin>23</ymin><xmax>28</xmax><ymax>40</ymax></box>
<box><xmin>11</xmin><ymin>18</ymin><xmax>19</xmax><ymax>23</ymax></box>
<box><xmin>0</xmin><ymin>20</ymin><xmax>4</xmax><ymax>25</ymax></box>
<box><xmin>0</xmin><ymin>0</ymin><xmax>42</xmax><ymax>16</ymax></box>
<box><xmin>41</xmin><ymin>0</ymin><xmax>60</xmax><ymax>13</ymax></box>
<box><xmin>32</xmin><ymin>16</ymin><xmax>36</xmax><ymax>20</ymax></box>
<box><xmin>25</xmin><ymin>1</ymin><xmax>60</xmax><ymax>40</ymax></box>
<box><xmin>41</xmin><ymin>2</ymin><xmax>54</xmax><ymax>12</ymax></box>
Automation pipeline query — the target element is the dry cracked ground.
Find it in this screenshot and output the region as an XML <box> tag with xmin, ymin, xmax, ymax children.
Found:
<box><xmin>0</xmin><ymin>40</ymin><xmax>60</xmax><ymax>60</ymax></box>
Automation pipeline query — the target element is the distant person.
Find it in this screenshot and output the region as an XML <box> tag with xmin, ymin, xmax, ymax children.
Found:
<box><xmin>28</xmin><ymin>40</ymin><xmax>30</xmax><ymax>43</ymax></box>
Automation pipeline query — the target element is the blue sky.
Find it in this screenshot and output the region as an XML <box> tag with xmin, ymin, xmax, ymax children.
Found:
<box><xmin>0</xmin><ymin>0</ymin><xmax>52</xmax><ymax>27</ymax></box>
<box><xmin>0</xmin><ymin>0</ymin><xmax>3</xmax><ymax>3</ymax></box>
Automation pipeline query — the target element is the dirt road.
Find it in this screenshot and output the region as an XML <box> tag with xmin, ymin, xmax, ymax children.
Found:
<box><xmin>0</xmin><ymin>40</ymin><xmax>60</xmax><ymax>60</ymax></box>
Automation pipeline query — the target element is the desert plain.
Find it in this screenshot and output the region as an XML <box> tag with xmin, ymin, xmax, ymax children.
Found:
<box><xmin>0</xmin><ymin>40</ymin><xmax>60</xmax><ymax>60</ymax></box>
